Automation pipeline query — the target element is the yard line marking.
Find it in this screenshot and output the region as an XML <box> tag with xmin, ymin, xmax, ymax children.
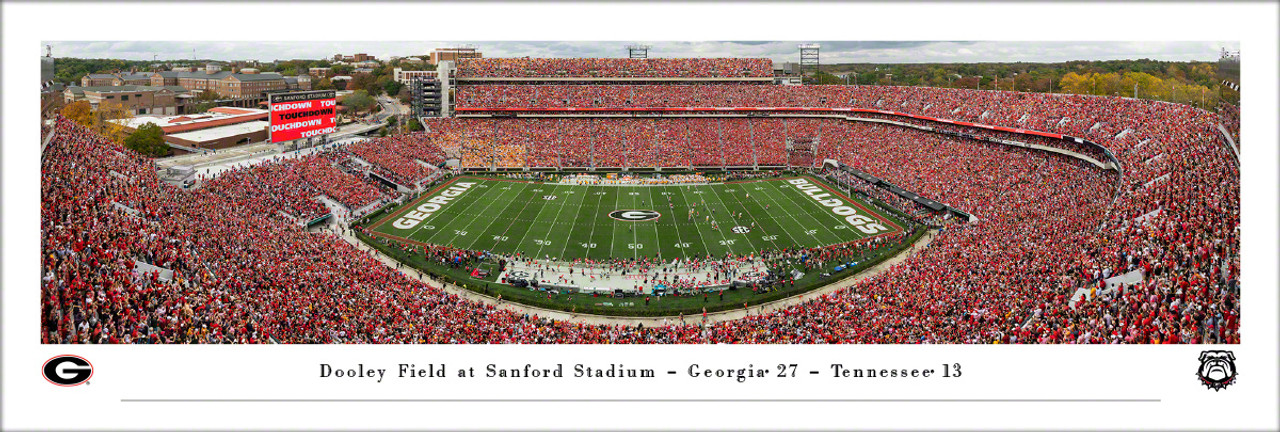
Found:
<box><xmin>608</xmin><ymin>185</ymin><xmax>623</xmax><ymax>258</ymax></box>
<box><xmin>583</xmin><ymin>186</ymin><xmax>610</xmax><ymax>261</ymax></box>
<box><xmin>721</xmin><ymin>179</ymin><xmax>796</xmax><ymax>250</ymax></box>
<box><xmin>527</xmin><ymin>184</ymin><xmax>570</xmax><ymax>259</ymax></box>
<box><xmin>744</xmin><ymin>177</ymin><xmax>831</xmax><ymax>247</ymax></box>
<box><xmin>496</xmin><ymin>181</ymin><xmax>553</xmax><ymax>258</ymax></box>
<box><xmin>555</xmin><ymin>183</ymin><xmax>598</xmax><ymax>260</ymax></box>
<box><xmin>462</xmin><ymin>180</ymin><xmax>531</xmax><ymax>250</ymax></box>
<box><xmin>768</xmin><ymin>176</ymin><xmax>850</xmax><ymax>245</ymax></box>
<box><xmin>677</xmin><ymin>183</ymin><xmax>724</xmax><ymax>258</ymax></box>
<box><xmin>710</xmin><ymin>180</ymin><xmax>778</xmax><ymax>252</ymax></box>
<box><xmin>452</xmin><ymin>179</ymin><xmax>524</xmax><ymax>248</ymax></box>
<box><xmin>630</xmin><ymin>185</ymin><xmax>641</xmax><ymax>260</ymax></box>
<box><xmin>752</xmin><ymin>180</ymin><xmax>824</xmax><ymax>246</ymax></box>
<box><xmin>370</xmin><ymin>176</ymin><xmax>462</xmax><ymax>233</ymax></box>
<box><xmin>656</xmin><ymin>186</ymin><xmax>692</xmax><ymax>258</ymax></box>
<box><xmin>746</xmin><ymin>179</ymin><xmax>826</xmax><ymax>248</ymax></box>
<box><xmin>705</xmin><ymin>182</ymin><xmax>760</xmax><ymax>254</ymax></box>
<box><xmin>416</xmin><ymin>177</ymin><xmax>498</xmax><ymax>246</ymax></box>
<box><xmin>644</xmin><ymin>185</ymin><xmax>667</xmax><ymax>259</ymax></box>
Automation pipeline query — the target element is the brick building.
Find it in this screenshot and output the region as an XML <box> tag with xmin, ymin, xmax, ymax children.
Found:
<box><xmin>430</xmin><ymin>47</ymin><xmax>482</xmax><ymax>65</ymax></box>
<box><xmin>64</xmin><ymin>85</ymin><xmax>178</xmax><ymax>115</ymax></box>
<box><xmin>217</xmin><ymin>73</ymin><xmax>288</xmax><ymax>98</ymax></box>
<box><xmin>175</xmin><ymin>71</ymin><xmax>234</xmax><ymax>93</ymax></box>
<box><xmin>158</xmin><ymin>70</ymin><xmax>289</xmax><ymax>99</ymax></box>
<box><xmin>81</xmin><ymin>73</ymin><xmax>118</xmax><ymax>87</ymax></box>
<box><xmin>393</xmin><ymin>67</ymin><xmax>436</xmax><ymax>83</ymax></box>
<box><xmin>112</xmin><ymin>73</ymin><xmax>152</xmax><ymax>86</ymax></box>
<box><xmin>334</xmin><ymin>53</ymin><xmax>377</xmax><ymax>63</ymax></box>
<box><xmin>285</xmin><ymin>75</ymin><xmax>312</xmax><ymax>91</ymax></box>
<box><xmin>150</xmin><ymin>71</ymin><xmax>182</xmax><ymax>86</ymax></box>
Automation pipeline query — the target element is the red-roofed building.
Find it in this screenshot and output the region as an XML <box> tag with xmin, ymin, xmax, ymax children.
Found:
<box><xmin>109</xmin><ymin>108</ymin><xmax>271</xmax><ymax>149</ymax></box>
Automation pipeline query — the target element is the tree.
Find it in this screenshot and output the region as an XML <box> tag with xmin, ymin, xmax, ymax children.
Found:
<box><xmin>405</xmin><ymin>117</ymin><xmax>423</xmax><ymax>132</ymax></box>
<box><xmin>188</xmin><ymin>92</ymin><xmax>220</xmax><ymax>113</ymax></box>
<box><xmin>95</xmin><ymin>101</ymin><xmax>134</xmax><ymax>143</ymax></box>
<box><xmin>381</xmin><ymin>78</ymin><xmax>403</xmax><ymax>97</ymax></box>
<box><xmin>341</xmin><ymin>90</ymin><xmax>376</xmax><ymax>113</ymax></box>
<box><xmin>1059</xmin><ymin>72</ymin><xmax>1091</xmax><ymax>94</ymax></box>
<box><xmin>61</xmin><ymin>101</ymin><xmax>93</xmax><ymax>126</ymax></box>
<box><xmin>396</xmin><ymin>85</ymin><xmax>412</xmax><ymax>105</ymax></box>
<box><xmin>53</xmin><ymin>57</ymin><xmax>153</xmax><ymax>86</ymax></box>
<box><xmin>188</xmin><ymin>101</ymin><xmax>218</xmax><ymax>114</ymax></box>
<box><xmin>195</xmin><ymin>90</ymin><xmax>220</xmax><ymax>101</ymax></box>
<box><xmin>315</xmin><ymin>77</ymin><xmax>334</xmax><ymax>90</ymax></box>
<box><xmin>351</xmin><ymin>73</ymin><xmax>379</xmax><ymax>93</ymax></box>
<box><xmin>123</xmin><ymin>122</ymin><xmax>168</xmax><ymax>157</ymax></box>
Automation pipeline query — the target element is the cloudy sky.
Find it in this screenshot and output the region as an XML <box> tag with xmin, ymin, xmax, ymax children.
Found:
<box><xmin>46</xmin><ymin>41</ymin><xmax>1238</xmax><ymax>64</ymax></box>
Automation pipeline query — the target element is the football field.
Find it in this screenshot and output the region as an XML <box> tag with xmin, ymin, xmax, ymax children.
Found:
<box><xmin>368</xmin><ymin>175</ymin><xmax>905</xmax><ymax>261</ymax></box>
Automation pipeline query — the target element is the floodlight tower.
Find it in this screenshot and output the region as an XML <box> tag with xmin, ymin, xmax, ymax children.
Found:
<box><xmin>798</xmin><ymin>43</ymin><xmax>821</xmax><ymax>77</ymax></box>
<box><xmin>627</xmin><ymin>44</ymin><xmax>651</xmax><ymax>59</ymax></box>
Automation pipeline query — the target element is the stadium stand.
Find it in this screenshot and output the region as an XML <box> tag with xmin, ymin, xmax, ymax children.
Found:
<box><xmin>456</xmin><ymin>58</ymin><xmax>773</xmax><ymax>78</ymax></box>
<box><xmin>1217</xmin><ymin>102</ymin><xmax>1240</xmax><ymax>145</ymax></box>
<box><xmin>42</xmin><ymin>76</ymin><xmax>1239</xmax><ymax>344</ymax></box>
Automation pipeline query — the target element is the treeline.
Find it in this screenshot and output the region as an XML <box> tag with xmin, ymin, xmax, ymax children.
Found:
<box><xmin>812</xmin><ymin>58</ymin><xmax>1238</xmax><ymax>108</ymax></box>
<box><xmin>52</xmin><ymin>58</ymin><xmax>158</xmax><ymax>84</ymax></box>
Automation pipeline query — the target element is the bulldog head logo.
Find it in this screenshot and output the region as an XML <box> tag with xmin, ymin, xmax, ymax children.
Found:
<box><xmin>1196</xmin><ymin>350</ymin><xmax>1237</xmax><ymax>391</ymax></box>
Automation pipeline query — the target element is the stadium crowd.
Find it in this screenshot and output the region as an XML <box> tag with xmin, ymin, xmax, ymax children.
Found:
<box><xmin>824</xmin><ymin>168</ymin><xmax>942</xmax><ymax>224</ymax></box>
<box><xmin>456</xmin><ymin>58</ymin><xmax>773</xmax><ymax>78</ymax></box>
<box><xmin>1217</xmin><ymin>102</ymin><xmax>1240</xmax><ymax>145</ymax></box>
<box><xmin>42</xmin><ymin>79</ymin><xmax>1239</xmax><ymax>344</ymax></box>
<box><xmin>457</xmin><ymin>83</ymin><xmax>1234</xmax><ymax>156</ymax></box>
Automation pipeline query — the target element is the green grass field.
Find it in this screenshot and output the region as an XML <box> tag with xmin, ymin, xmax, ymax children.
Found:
<box><xmin>368</xmin><ymin>174</ymin><xmax>905</xmax><ymax>260</ymax></box>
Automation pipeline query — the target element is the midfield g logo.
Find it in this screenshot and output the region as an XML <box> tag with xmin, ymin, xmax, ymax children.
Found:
<box><xmin>43</xmin><ymin>355</ymin><xmax>93</xmax><ymax>387</ymax></box>
<box><xmin>1196</xmin><ymin>350</ymin><xmax>1237</xmax><ymax>391</ymax></box>
<box><xmin>608</xmin><ymin>210</ymin><xmax>661</xmax><ymax>221</ymax></box>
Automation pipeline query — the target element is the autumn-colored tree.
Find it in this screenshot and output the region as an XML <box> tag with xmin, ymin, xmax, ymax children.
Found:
<box><xmin>95</xmin><ymin>101</ymin><xmax>134</xmax><ymax>143</ymax></box>
<box><xmin>61</xmin><ymin>100</ymin><xmax>93</xmax><ymax>126</ymax></box>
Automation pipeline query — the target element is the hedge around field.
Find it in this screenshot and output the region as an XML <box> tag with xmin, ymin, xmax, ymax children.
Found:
<box><xmin>356</xmin><ymin>225</ymin><xmax>926</xmax><ymax>318</ymax></box>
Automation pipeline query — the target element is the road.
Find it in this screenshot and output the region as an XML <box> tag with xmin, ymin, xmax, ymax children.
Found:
<box><xmin>375</xmin><ymin>95</ymin><xmax>406</xmax><ymax>123</ymax></box>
